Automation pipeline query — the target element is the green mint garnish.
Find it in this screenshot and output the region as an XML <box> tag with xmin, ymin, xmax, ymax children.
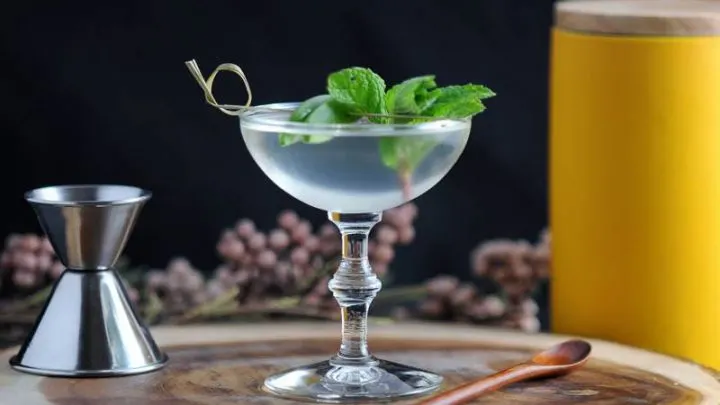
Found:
<box><xmin>278</xmin><ymin>67</ymin><xmax>495</xmax><ymax>200</ymax></box>
<box><xmin>385</xmin><ymin>75</ymin><xmax>440</xmax><ymax>122</ymax></box>
<box><xmin>327</xmin><ymin>67</ymin><xmax>388</xmax><ymax>123</ymax></box>
<box><xmin>378</xmin><ymin>137</ymin><xmax>439</xmax><ymax>169</ymax></box>
<box><xmin>279</xmin><ymin>94</ymin><xmax>355</xmax><ymax>146</ymax></box>
<box><xmin>419</xmin><ymin>84</ymin><xmax>496</xmax><ymax>120</ymax></box>
<box><xmin>378</xmin><ymin>82</ymin><xmax>497</xmax><ymax>186</ymax></box>
<box><xmin>291</xmin><ymin>94</ymin><xmax>332</xmax><ymax>122</ymax></box>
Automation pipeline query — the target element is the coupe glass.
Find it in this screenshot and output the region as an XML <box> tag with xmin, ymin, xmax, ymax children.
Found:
<box><xmin>240</xmin><ymin>103</ymin><xmax>471</xmax><ymax>402</ymax></box>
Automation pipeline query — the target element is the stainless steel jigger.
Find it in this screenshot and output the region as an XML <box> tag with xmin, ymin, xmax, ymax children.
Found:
<box><xmin>9</xmin><ymin>185</ymin><xmax>168</xmax><ymax>377</ymax></box>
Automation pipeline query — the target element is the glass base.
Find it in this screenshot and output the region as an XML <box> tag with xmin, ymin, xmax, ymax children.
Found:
<box><xmin>263</xmin><ymin>357</ymin><xmax>443</xmax><ymax>403</ymax></box>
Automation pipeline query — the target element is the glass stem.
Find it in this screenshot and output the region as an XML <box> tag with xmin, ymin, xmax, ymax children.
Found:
<box><xmin>328</xmin><ymin>212</ymin><xmax>382</xmax><ymax>365</ymax></box>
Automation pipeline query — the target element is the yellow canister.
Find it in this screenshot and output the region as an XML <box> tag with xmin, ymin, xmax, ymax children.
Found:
<box><xmin>550</xmin><ymin>0</ymin><xmax>720</xmax><ymax>369</ymax></box>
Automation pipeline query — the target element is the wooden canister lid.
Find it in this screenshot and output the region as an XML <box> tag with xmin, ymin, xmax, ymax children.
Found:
<box><xmin>555</xmin><ymin>0</ymin><xmax>720</xmax><ymax>36</ymax></box>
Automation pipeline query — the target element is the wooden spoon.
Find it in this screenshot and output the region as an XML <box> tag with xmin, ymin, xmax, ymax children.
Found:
<box><xmin>417</xmin><ymin>339</ymin><xmax>592</xmax><ymax>405</ymax></box>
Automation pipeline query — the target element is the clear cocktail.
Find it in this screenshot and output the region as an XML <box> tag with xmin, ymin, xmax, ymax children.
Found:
<box><xmin>241</xmin><ymin>104</ymin><xmax>471</xmax><ymax>402</ymax></box>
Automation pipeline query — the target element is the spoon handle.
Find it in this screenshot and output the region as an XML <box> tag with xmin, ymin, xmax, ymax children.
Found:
<box><xmin>416</xmin><ymin>364</ymin><xmax>537</xmax><ymax>405</ymax></box>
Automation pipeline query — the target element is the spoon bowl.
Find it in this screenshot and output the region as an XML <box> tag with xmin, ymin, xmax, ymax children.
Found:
<box><xmin>530</xmin><ymin>339</ymin><xmax>592</xmax><ymax>371</ymax></box>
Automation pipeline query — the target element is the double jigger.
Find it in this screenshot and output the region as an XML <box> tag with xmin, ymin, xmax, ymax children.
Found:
<box><xmin>9</xmin><ymin>185</ymin><xmax>167</xmax><ymax>377</ymax></box>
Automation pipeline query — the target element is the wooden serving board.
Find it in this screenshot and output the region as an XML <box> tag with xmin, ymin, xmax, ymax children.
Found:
<box><xmin>1</xmin><ymin>321</ymin><xmax>719</xmax><ymax>404</ymax></box>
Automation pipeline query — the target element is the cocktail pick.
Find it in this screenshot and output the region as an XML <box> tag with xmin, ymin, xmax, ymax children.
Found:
<box><xmin>184</xmin><ymin>59</ymin><xmax>463</xmax><ymax>122</ymax></box>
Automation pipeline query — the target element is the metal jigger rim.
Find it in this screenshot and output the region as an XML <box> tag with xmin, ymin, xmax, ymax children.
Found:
<box><xmin>8</xmin><ymin>353</ymin><xmax>169</xmax><ymax>378</ymax></box>
<box><xmin>25</xmin><ymin>184</ymin><xmax>152</xmax><ymax>207</ymax></box>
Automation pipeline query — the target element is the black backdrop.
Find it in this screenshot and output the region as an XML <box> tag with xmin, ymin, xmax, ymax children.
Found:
<box><xmin>0</xmin><ymin>0</ymin><xmax>554</xmax><ymax>285</ymax></box>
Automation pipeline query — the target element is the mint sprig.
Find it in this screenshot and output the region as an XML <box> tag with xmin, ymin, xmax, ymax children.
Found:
<box><xmin>378</xmin><ymin>82</ymin><xmax>496</xmax><ymax>183</ymax></box>
<box><xmin>279</xmin><ymin>67</ymin><xmax>495</xmax><ymax>199</ymax></box>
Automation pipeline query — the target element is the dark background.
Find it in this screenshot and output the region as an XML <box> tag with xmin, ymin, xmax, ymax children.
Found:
<box><xmin>0</xmin><ymin>1</ymin><xmax>554</xmax><ymax>285</ymax></box>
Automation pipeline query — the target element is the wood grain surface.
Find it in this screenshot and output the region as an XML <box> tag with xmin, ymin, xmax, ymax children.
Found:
<box><xmin>1</xmin><ymin>322</ymin><xmax>719</xmax><ymax>404</ymax></box>
<box><xmin>555</xmin><ymin>0</ymin><xmax>720</xmax><ymax>36</ymax></box>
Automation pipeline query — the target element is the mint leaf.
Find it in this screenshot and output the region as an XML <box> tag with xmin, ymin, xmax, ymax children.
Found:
<box><xmin>304</xmin><ymin>97</ymin><xmax>354</xmax><ymax>124</ymax></box>
<box><xmin>278</xmin><ymin>94</ymin><xmax>331</xmax><ymax>146</ymax></box>
<box><xmin>386</xmin><ymin>75</ymin><xmax>440</xmax><ymax>121</ymax></box>
<box><xmin>378</xmin><ymin>136</ymin><xmax>440</xmax><ymax>201</ymax></box>
<box><xmin>291</xmin><ymin>94</ymin><xmax>332</xmax><ymax>122</ymax></box>
<box><xmin>419</xmin><ymin>84</ymin><xmax>496</xmax><ymax>120</ymax></box>
<box><xmin>301</xmin><ymin>97</ymin><xmax>354</xmax><ymax>143</ymax></box>
<box><xmin>378</xmin><ymin>136</ymin><xmax>438</xmax><ymax>170</ymax></box>
<box><xmin>280</xmin><ymin>95</ymin><xmax>330</xmax><ymax>146</ymax></box>
<box><xmin>278</xmin><ymin>134</ymin><xmax>302</xmax><ymax>147</ymax></box>
<box><xmin>327</xmin><ymin>67</ymin><xmax>387</xmax><ymax>122</ymax></box>
<box><xmin>279</xmin><ymin>94</ymin><xmax>355</xmax><ymax>146</ymax></box>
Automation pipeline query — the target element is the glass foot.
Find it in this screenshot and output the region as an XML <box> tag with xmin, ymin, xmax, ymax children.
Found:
<box><xmin>263</xmin><ymin>357</ymin><xmax>443</xmax><ymax>403</ymax></box>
